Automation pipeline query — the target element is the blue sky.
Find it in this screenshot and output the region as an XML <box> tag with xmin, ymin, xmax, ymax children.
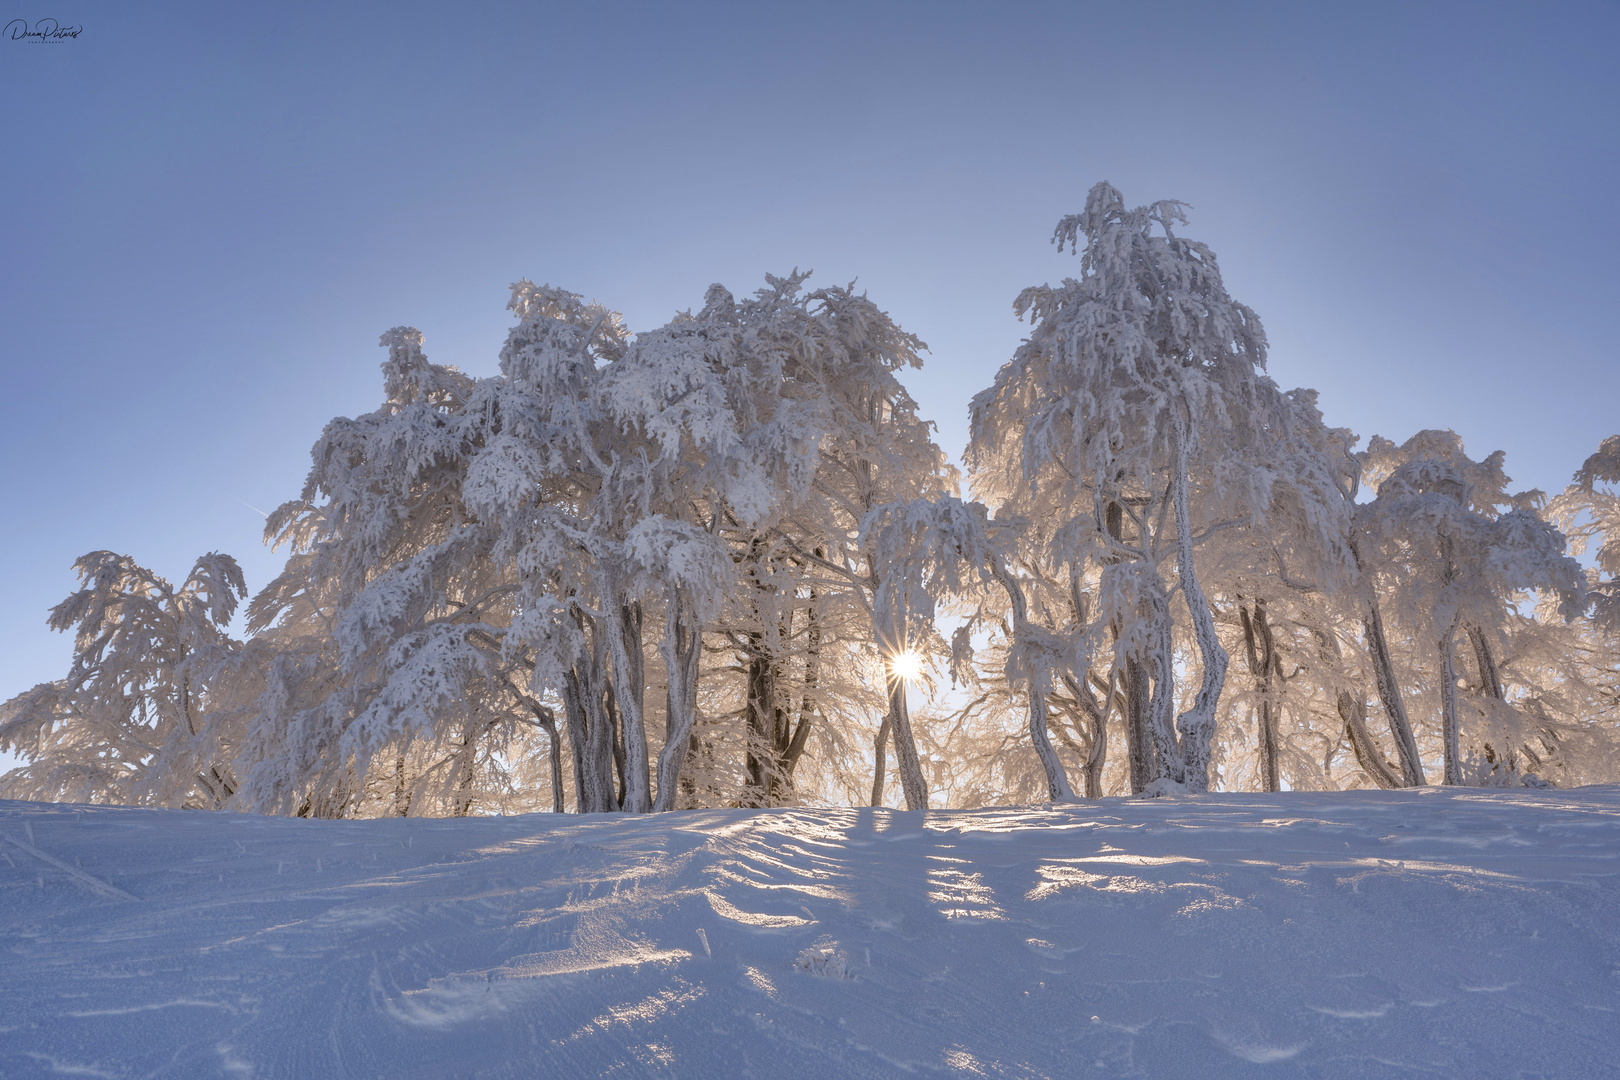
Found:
<box><xmin>3</xmin><ymin>0</ymin><xmax>1617</xmax><ymax>715</ymax></box>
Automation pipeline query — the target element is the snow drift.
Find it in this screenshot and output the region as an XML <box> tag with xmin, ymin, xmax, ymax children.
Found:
<box><xmin>3</xmin><ymin>788</ymin><xmax>1618</xmax><ymax>1078</ymax></box>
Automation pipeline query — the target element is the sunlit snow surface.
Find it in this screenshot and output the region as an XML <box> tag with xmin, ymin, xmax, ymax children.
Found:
<box><xmin>3</xmin><ymin>788</ymin><xmax>1618</xmax><ymax>1078</ymax></box>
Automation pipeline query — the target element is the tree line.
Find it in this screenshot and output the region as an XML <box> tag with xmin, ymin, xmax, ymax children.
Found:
<box><xmin>5</xmin><ymin>183</ymin><xmax>1617</xmax><ymax>816</ymax></box>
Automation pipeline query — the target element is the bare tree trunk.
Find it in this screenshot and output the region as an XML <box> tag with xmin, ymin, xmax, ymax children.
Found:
<box><xmin>885</xmin><ymin>678</ymin><xmax>928</xmax><ymax>810</ymax></box>
<box><xmin>870</xmin><ymin>711</ymin><xmax>892</xmax><ymax>806</ymax></box>
<box><xmin>1351</xmin><ymin>539</ymin><xmax>1424</xmax><ymax>786</ymax></box>
<box><xmin>742</xmin><ymin>633</ymin><xmax>776</xmax><ymax>808</ymax></box>
<box><xmin>866</xmin><ymin>582</ymin><xmax>929</xmax><ymax>809</ymax></box>
<box><xmin>1026</xmin><ymin>687</ymin><xmax>1067</xmax><ymax>803</ymax></box>
<box><xmin>779</xmin><ymin>591</ymin><xmax>819</xmax><ymax>784</ymax></box>
<box><xmin>1362</xmin><ymin>602</ymin><xmax>1425</xmax><ymax>786</ymax></box>
<box><xmin>653</xmin><ymin>593</ymin><xmax>703</xmax><ymax>812</ymax></box>
<box><xmin>1061</xmin><ymin>671</ymin><xmax>1112</xmax><ymax>798</ymax></box>
<box><xmin>782</xmin><ymin>711</ymin><xmax>812</xmax><ymax>780</ymax></box>
<box><xmin>1103</xmin><ymin>501</ymin><xmax>1152</xmax><ymax>795</ymax></box>
<box><xmin>452</xmin><ymin>718</ymin><xmax>477</xmax><ymax>817</ymax></box>
<box><xmin>1143</xmin><ymin>581</ymin><xmax>1184</xmax><ymax>787</ymax></box>
<box><xmin>682</xmin><ymin>728</ymin><xmax>705</xmax><ymax>802</ymax></box>
<box><xmin>1338</xmin><ymin>691</ymin><xmax>1403</xmax><ymax>789</ymax></box>
<box><xmin>1240</xmin><ymin>601</ymin><xmax>1280</xmax><ymax>793</ymax></box>
<box><xmin>1125</xmin><ymin>658</ymin><xmax>1152</xmax><ymax>793</ymax></box>
<box><xmin>1098</xmin><ymin>494</ymin><xmax>1175</xmax><ymax>791</ymax></box>
<box><xmin>1170</xmin><ymin>411</ymin><xmax>1228</xmax><ymax>793</ymax></box>
<box><xmin>605</xmin><ymin>598</ymin><xmax>651</xmax><ymax>813</ymax></box>
<box><xmin>392</xmin><ymin>751</ymin><xmax>412</xmax><ymax>817</ymax></box>
<box><xmin>989</xmin><ymin>558</ymin><xmax>1074</xmax><ymax>801</ymax></box>
<box><xmin>1470</xmin><ymin>625</ymin><xmax>1531</xmax><ymax>780</ymax></box>
<box><xmin>1082</xmin><ymin>685</ymin><xmax>1109</xmax><ymax>799</ymax></box>
<box><xmin>1439</xmin><ymin>613</ymin><xmax>1464</xmax><ymax>785</ymax></box>
<box><xmin>590</xmin><ymin>624</ymin><xmax>620</xmax><ymax>812</ymax></box>
<box><xmin>562</xmin><ymin>670</ymin><xmax>593</xmax><ymax>812</ymax></box>
<box><xmin>767</xmin><ymin>610</ymin><xmax>797</xmax><ymax>803</ymax></box>
<box><xmin>1257</xmin><ymin>699</ymin><xmax>1279</xmax><ymax>791</ymax></box>
<box><xmin>1257</xmin><ymin>701</ymin><xmax>1279</xmax><ymax>790</ymax></box>
<box><xmin>1062</xmin><ymin>569</ymin><xmax>1110</xmax><ymax>798</ymax></box>
<box><xmin>517</xmin><ymin>699</ymin><xmax>565</xmax><ymax>815</ymax></box>
<box><xmin>1469</xmin><ymin>626</ymin><xmax>1505</xmax><ymax>700</ymax></box>
<box><xmin>1437</xmin><ymin>530</ymin><xmax>1465</xmax><ymax>786</ymax></box>
<box><xmin>565</xmin><ymin>641</ymin><xmax>617</xmax><ymax>813</ymax></box>
<box><xmin>606</xmin><ymin>682</ymin><xmax>628</xmax><ymax>809</ymax></box>
<box><xmin>739</xmin><ymin>605</ymin><xmax>814</xmax><ymax>809</ymax></box>
<box><xmin>508</xmin><ymin>681</ymin><xmax>568</xmax><ymax>814</ymax></box>
<box><xmin>545</xmin><ymin>718</ymin><xmax>564</xmax><ymax>814</ymax></box>
<box><xmin>739</xmin><ymin>538</ymin><xmax>804</xmax><ymax>808</ymax></box>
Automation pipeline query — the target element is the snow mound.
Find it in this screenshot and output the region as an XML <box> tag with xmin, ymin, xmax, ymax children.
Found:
<box><xmin>793</xmin><ymin>943</ymin><xmax>852</xmax><ymax>979</ymax></box>
<box><xmin>3</xmin><ymin>787</ymin><xmax>1619</xmax><ymax>1078</ymax></box>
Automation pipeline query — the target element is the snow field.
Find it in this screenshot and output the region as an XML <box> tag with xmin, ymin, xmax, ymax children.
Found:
<box><xmin>3</xmin><ymin>787</ymin><xmax>1619</xmax><ymax>1078</ymax></box>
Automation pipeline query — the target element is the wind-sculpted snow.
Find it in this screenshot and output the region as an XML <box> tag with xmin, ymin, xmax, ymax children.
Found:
<box><xmin>3</xmin><ymin>789</ymin><xmax>1618</xmax><ymax>1078</ymax></box>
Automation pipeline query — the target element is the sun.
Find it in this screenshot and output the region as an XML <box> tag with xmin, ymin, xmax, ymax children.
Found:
<box><xmin>889</xmin><ymin>649</ymin><xmax>923</xmax><ymax>682</ymax></box>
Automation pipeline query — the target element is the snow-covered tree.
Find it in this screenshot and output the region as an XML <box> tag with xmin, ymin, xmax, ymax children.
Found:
<box><xmin>16</xmin><ymin>197</ymin><xmax>1620</xmax><ymax>815</ymax></box>
<box><xmin>1355</xmin><ymin>431</ymin><xmax>1584</xmax><ymax>785</ymax></box>
<box><xmin>1177</xmin><ymin>387</ymin><xmax>1386</xmax><ymax>794</ymax></box>
<box><xmin>235</xmin><ymin>329</ymin><xmax>558</xmax><ymax>818</ymax></box>
<box><xmin>1</xmin><ymin>551</ymin><xmax>247</xmax><ymax>807</ymax></box>
<box><xmin>864</xmin><ymin>495</ymin><xmax>1079</xmax><ymax>802</ymax></box>
<box><xmin>969</xmin><ymin>182</ymin><xmax>1349</xmax><ymax>794</ymax></box>
<box><xmin>465</xmin><ymin>280</ymin><xmax>793</xmax><ymax>815</ymax></box>
<box><xmin>738</xmin><ymin>277</ymin><xmax>958</xmax><ymax>811</ymax></box>
<box><xmin>227</xmin><ymin>271</ymin><xmax>950</xmax><ymax>818</ymax></box>
<box><xmin>1551</xmin><ymin>436</ymin><xmax>1620</xmax><ymax>632</ymax></box>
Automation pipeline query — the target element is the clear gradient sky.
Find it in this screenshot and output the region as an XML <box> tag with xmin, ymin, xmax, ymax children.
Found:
<box><xmin>3</xmin><ymin>1</ymin><xmax>1617</xmax><ymax>719</ymax></box>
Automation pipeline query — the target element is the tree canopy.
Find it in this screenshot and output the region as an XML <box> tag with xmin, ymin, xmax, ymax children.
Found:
<box><xmin>6</xmin><ymin>184</ymin><xmax>1618</xmax><ymax>815</ymax></box>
